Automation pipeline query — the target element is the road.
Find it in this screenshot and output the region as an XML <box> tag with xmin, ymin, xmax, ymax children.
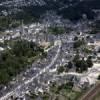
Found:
<box><xmin>0</xmin><ymin>40</ymin><xmax>62</xmax><ymax>100</ymax></box>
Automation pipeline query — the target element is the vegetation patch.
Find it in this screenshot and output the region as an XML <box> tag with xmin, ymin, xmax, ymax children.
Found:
<box><xmin>0</xmin><ymin>39</ymin><xmax>45</xmax><ymax>84</ymax></box>
<box><xmin>29</xmin><ymin>82</ymin><xmax>83</xmax><ymax>100</ymax></box>
<box><xmin>48</xmin><ymin>27</ymin><xmax>65</xmax><ymax>35</ymax></box>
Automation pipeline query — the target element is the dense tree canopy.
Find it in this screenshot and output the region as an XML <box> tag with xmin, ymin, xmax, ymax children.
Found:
<box><xmin>0</xmin><ymin>40</ymin><xmax>44</xmax><ymax>84</ymax></box>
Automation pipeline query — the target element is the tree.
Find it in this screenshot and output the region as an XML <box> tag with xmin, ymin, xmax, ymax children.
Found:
<box><xmin>98</xmin><ymin>75</ymin><xmax>100</xmax><ymax>80</ymax></box>
<box><xmin>67</xmin><ymin>61</ymin><xmax>73</xmax><ymax>69</ymax></box>
<box><xmin>86</xmin><ymin>57</ymin><xmax>93</xmax><ymax>68</ymax></box>
<box><xmin>73</xmin><ymin>54</ymin><xmax>80</xmax><ymax>63</ymax></box>
<box><xmin>75</xmin><ymin>59</ymin><xmax>88</xmax><ymax>73</ymax></box>
<box><xmin>57</xmin><ymin>66</ymin><xmax>65</xmax><ymax>74</ymax></box>
<box><xmin>74</xmin><ymin>36</ymin><xmax>78</xmax><ymax>41</ymax></box>
<box><xmin>73</xmin><ymin>39</ymin><xmax>85</xmax><ymax>48</ymax></box>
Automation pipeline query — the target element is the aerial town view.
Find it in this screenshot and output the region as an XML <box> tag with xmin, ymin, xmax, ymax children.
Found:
<box><xmin>0</xmin><ymin>0</ymin><xmax>100</xmax><ymax>100</ymax></box>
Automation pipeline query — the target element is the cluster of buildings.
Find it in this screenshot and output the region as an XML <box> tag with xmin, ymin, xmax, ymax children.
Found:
<box><xmin>0</xmin><ymin>14</ymin><xmax>100</xmax><ymax>100</ymax></box>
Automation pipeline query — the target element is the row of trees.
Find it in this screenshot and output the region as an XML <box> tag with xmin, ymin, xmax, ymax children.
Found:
<box><xmin>57</xmin><ymin>54</ymin><xmax>93</xmax><ymax>74</ymax></box>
